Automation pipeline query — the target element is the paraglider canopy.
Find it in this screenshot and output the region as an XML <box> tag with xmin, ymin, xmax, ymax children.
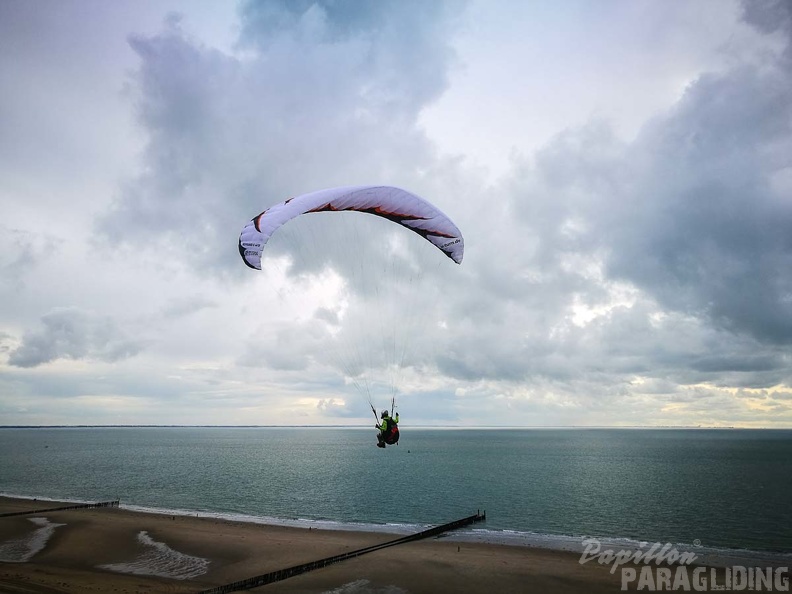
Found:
<box><xmin>238</xmin><ymin>185</ymin><xmax>464</xmax><ymax>271</ymax></box>
<box><xmin>238</xmin><ymin>184</ymin><xmax>464</xmax><ymax>429</ymax></box>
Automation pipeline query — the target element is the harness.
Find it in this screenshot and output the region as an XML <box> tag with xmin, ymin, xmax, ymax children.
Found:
<box><xmin>383</xmin><ymin>417</ymin><xmax>400</xmax><ymax>445</ymax></box>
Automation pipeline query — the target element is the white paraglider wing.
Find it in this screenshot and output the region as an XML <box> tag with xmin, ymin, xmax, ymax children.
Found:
<box><xmin>238</xmin><ymin>185</ymin><xmax>464</xmax><ymax>269</ymax></box>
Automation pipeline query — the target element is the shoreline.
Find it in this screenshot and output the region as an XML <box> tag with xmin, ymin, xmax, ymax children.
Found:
<box><xmin>2</xmin><ymin>491</ymin><xmax>789</xmax><ymax>569</ymax></box>
<box><xmin>2</xmin><ymin>497</ymin><xmax>787</xmax><ymax>594</ymax></box>
<box><xmin>0</xmin><ymin>496</ymin><xmax>656</xmax><ymax>593</ymax></box>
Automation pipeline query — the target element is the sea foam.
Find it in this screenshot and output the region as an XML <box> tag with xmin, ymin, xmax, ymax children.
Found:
<box><xmin>322</xmin><ymin>580</ymin><xmax>407</xmax><ymax>594</ymax></box>
<box><xmin>0</xmin><ymin>517</ymin><xmax>65</xmax><ymax>562</ymax></box>
<box><xmin>98</xmin><ymin>530</ymin><xmax>209</xmax><ymax>580</ymax></box>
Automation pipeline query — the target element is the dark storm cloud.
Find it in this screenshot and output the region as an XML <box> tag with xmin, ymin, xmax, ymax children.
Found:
<box><xmin>742</xmin><ymin>0</ymin><xmax>792</xmax><ymax>41</ymax></box>
<box><xmin>503</xmin><ymin>0</ymin><xmax>792</xmax><ymax>353</ymax></box>
<box><xmin>97</xmin><ymin>1</ymin><xmax>466</xmax><ymax>277</ymax></box>
<box><xmin>607</xmin><ymin>62</ymin><xmax>792</xmax><ymax>340</ymax></box>
<box><xmin>238</xmin><ymin>0</ymin><xmax>464</xmax><ymax>113</ymax></box>
<box><xmin>7</xmin><ymin>307</ymin><xmax>145</xmax><ymax>368</ymax></box>
<box><xmin>59</xmin><ymin>0</ymin><xmax>789</xmax><ymax>426</ymax></box>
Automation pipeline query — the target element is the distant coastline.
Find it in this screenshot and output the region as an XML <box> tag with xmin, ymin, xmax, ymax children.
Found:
<box><xmin>0</xmin><ymin>424</ymin><xmax>765</xmax><ymax>429</ymax></box>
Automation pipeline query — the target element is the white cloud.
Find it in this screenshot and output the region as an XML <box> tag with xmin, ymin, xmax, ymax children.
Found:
<box><xmin>7</xmin><ymin>308</ymin><xmax>145</xmax><ymax>368</ymax></box>
<box><xmin>1</xmin><ymin>0</ymin><xmax>790</xmax><ymax>427</ymax></box>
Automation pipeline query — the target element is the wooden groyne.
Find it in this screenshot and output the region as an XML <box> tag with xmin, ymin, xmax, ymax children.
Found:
<box><xmin>199</xmin><ymin>511</ymin><xmax>486</xmax><ymax>594</ymax></box>
<box><xmin>0</xmin><ymin>500</ymin><xmax>119</xmax><ymax>517</ymax></box>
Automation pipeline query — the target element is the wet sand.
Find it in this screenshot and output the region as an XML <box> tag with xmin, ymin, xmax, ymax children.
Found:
<box><xmin>0</xmin><ymin>496</ymin><xmax>731</xmax><ymax>593</ymax></box>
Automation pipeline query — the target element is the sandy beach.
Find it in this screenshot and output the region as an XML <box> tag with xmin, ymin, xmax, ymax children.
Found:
<box><xmin>0</xmin><ymin>496</ymin><xmax>755</xmax><ymax>594</ymax></box>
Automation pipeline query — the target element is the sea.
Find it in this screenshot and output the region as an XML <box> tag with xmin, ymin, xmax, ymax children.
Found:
<box><xmin>1</xmin><ymin>427</ymin><xmax>790</xmax><ymax>568</ymax></box>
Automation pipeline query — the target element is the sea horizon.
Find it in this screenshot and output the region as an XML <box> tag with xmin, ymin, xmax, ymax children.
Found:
<box><xmin>1</xmin><ymin>424</ymin><xmax>781</xmax><ymax>429</ymax></box>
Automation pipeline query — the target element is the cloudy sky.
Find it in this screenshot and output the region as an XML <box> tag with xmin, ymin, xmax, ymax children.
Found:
<box><xmin>2</xmin><ymin>0</ymin><xmax>791</xmax><ymax>427</ymax></box>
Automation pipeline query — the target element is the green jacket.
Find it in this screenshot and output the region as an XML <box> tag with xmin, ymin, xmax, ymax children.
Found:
<box><xmin>379</xmin><ymin>412</ymin><xmax>399</xmax><ymax>432</ymax></box>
